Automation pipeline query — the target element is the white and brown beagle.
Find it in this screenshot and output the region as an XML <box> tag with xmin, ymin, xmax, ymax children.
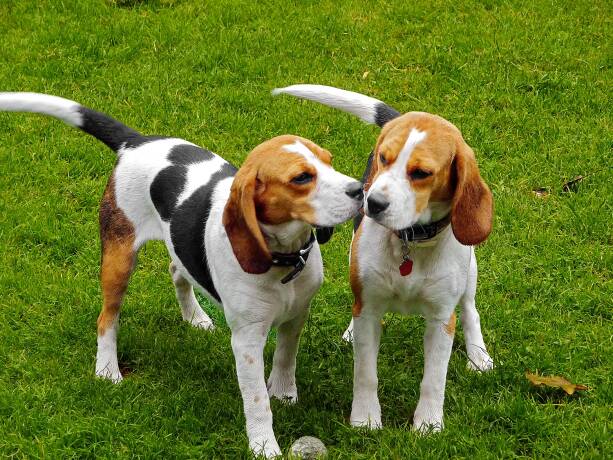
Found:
<box><xmin>0</xmin><ymin>92</ymin><xmax>363</xmax><ymax>457</ymax></box>
<box><xmin>274</xmin><ymin>85</ymin><xmax>495</xmax><ymax>432</ymax></box>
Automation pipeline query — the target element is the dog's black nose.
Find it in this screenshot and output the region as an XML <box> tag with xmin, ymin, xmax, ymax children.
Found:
<box><xmin>345</xmin><ymin>182</ymin><xmax>364</xmax><ymax>201</ymax></box>
<box><xmin>367</xmin><ymin>192</ymin><xmax>389</xmax><ymax>216</ymax></box>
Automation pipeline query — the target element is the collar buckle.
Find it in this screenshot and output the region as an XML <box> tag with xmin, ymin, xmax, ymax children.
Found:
<box><xmin>271</xmin><ymin>232</ymin><xmax>316</xmax><ymax>284</ymax></box>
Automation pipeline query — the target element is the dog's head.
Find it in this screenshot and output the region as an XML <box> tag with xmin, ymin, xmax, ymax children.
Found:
<box><xmin>364</xmin><ymin>113</ymin><xmax>493</xmax><ymax>245</ymax></box>
<box><xmin>223</xmin><ymin>135</ymin><xmax>362</xmax><ymax>274</ymax></box>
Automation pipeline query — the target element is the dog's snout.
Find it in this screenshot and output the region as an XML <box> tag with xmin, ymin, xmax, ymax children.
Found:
<box><xmin>345</xmin><ymin>181</ymin><xmax>364</xmax><ymax>201</ymax></box>
<box><xmin>367</xmin><ymin>192</ymin><xmax>389</xmax><ymax>216</ymax></box>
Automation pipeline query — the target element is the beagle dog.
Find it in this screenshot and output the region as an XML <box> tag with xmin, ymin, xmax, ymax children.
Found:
<box><xmin>0</xmin><ymin>92</ymin><xmax>363</xmax><ymax>457</ymax></box>
<box><xmin>274</xmin><ymin>85</ymin><xmax>495</xmax><ymax>432</ymax></box>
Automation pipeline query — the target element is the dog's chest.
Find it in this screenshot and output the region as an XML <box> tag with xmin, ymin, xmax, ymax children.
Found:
<box><xmin>360</xmin><ymin>227</ymin><xmax>468</xmax><ymax>317</ymax></box>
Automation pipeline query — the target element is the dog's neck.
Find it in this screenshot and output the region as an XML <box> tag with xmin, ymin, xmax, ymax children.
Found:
<box><xmin>415</xmin><ymin>201</ymin><xmax>452</xmax><ymax>226</ymax></box>
<box><xmin>260</xmin><ymin>220</ymin><xmax>313</xmax><ymax>253</ymax></box>
<box><xmin>371</xmin><ymin>200</ymin><xmax>454</xmax><ymax>255</ymax></box>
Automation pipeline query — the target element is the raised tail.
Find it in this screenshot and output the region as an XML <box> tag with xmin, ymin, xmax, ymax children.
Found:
<box><xmin>0</xmin><ymin>92</ymin><xmax>146</xmax><ymax>152</ymax></box>
<box><xmin>272</xmin><ymin>84</ymin><xmax>401</xmax><ymax>128</ymax></box>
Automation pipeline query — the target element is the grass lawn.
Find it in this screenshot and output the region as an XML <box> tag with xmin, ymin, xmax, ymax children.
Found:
<box><xmin>0</xmin><ymin>0</ymin><xmax>611</xmax><ymax>457</ymax></box>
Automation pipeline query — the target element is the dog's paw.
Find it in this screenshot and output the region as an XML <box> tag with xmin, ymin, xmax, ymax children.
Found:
<box><xmin>341</xmin><ymin>326</ymin><xmax>353</xmax><ymax>343</ymax></box>
<box><xmin>267</xmin><ymin>372</ymin><xmax>297</xmax><ymax>404</ymax></box>
<box><xmin>183</xmin><ymin>311</ymin><xmax>215</xmax><ymax>331</ymax></box>
<box><xmin>350</xmin><ymin>413</ymin><xmax>382</xmax><ymax>429</ymax></box>
<box><xmin>413</xmin><ymin>403</ymin><xmax>443</xmax><ymax>435</ymax></box>
<box><xmin>188</xmin><ymin>316</ymin><xmax>215</xmax><ymax>331</ymax></box>
<box><xmin>350</xmin><ymin>397</ymin><xmax>382</xmax><ymax>429</ymax></box>
<box><xmin>250</xmin><ymin>437</ymin><xmax>282</xmax><ymax>458</ymax></box>
<box><xmin>95</xmin><ymin>366</ymin><xmax>123</xmax><ymax>384</ymax></box>
<box><xmin>466</xmin><ymin>346</ymin><xmax>494</xmax><ymax>372</ymax></box>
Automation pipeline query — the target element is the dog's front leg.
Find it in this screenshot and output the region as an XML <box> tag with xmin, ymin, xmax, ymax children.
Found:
<box><xmin>231</xmin><ymin>323</ymin><xmax>281</xmax><ymax>458</ymax></box>
<box><xmin>267</xmin><ymin>311</ymin><xmax>308</xmax><ymax>403</ymax></box>
<box><xmin>413</xmin><ymin>314</ymin><xmax>455</xmax><ymax>433</ymax></box>
<box><xmin>350</xmin><ymin>312</ymin><xmax>383</xmax><ymax>429</ymax></box>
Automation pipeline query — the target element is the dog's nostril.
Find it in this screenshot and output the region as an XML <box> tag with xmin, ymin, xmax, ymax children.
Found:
<box><xmin>345</xmin><ymin>182</ymin><xmax>364</xmax><ymax>201</ymax></box>
<box><xmin>367</xmin><ymin>193</ymin><xmax>390</xmax><ymax>215</ymax></box>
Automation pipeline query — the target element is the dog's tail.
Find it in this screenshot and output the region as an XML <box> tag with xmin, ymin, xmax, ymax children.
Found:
<box><xmin>272</xmin><ymin>84</ymin><xmax>401</xmax><ymax>128</ymax></box>
<box><xmin>0</xmin><ymin>92</ymin><xmax>145</xmax><ymax>152</ymax></box>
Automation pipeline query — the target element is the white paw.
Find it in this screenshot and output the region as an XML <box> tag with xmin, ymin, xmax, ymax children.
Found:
<box><xmin>250</xmin><ymin>437</ymin><xmax>282</xmax><ymax>458</ymax></box>
<box><xmin>350</xmin><ymin>397</ymin><xmax>382</xmax><ymax>429</ymax></box>
<box><xmin>413</xmin><ymin>403</ymin><xmax>443</xmax><ymax>434</ymax></box>
<box><xmin>183</xmin><ymin>311</ymin><xmax>215</xmax><ymax>330</ymax></box>
<box><xmin>342</xmin><ymin>320</ymin><xmax>354</xmax><ymax>343</ymax></box>
<box><xmin>466</xmin><ymin>346</ymin><xmax>494</xmax><ymax>372</ymax></box>
<box><xmin>95</xmin><ymin>365</ymin><xmax>123</xmax><ymax>384</ymax></box>
<box><xmin>267</xmin><ymin>372</ymin><xmax>297</xmax><ymax>404</ymax></box>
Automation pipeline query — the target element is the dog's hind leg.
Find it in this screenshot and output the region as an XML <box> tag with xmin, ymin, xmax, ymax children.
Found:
<box><xmin>460</xmin><ymin>251</ymin><xmax>493</xmax><ymax>372</ymax></box>
<box><xmin>96</xmin><ymin>177</ymin><xmax>137</xmax><ymax>383</ymax></box>
<box><xmin>169</xmin><ymin>262</ymin><xmax>214</xmax><ymax>330</ymax></box>
<box><xmin>460</xmin><ymin>296</ymin><xmax>494</xmax><ymax>372</ymax></box>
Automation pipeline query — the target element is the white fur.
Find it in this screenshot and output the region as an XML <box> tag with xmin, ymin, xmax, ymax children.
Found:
<box><xmin>366</xmin><ymin>128</ymin><xmax>427</xmax><ymax>230</ymax></box>
<box><xmin>273</xmin><ymin>85</ymin><xmax>384</xmax><ymax>125</ymax></box>
<box><xmin>0</xmin><ymin>92</ymin><xmax>83</xmax><ymax>127</ymax></box>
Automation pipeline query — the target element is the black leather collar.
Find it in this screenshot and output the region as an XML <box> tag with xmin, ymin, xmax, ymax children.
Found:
<box><xmin>271</xmin><ymin>231</ymin><xmax>316</xmax><ymax>284</ymax></box>
<box><xmin>395</xmin><ymin>214</ymin><xmax>451</xmax><ymax>243</ymax></box>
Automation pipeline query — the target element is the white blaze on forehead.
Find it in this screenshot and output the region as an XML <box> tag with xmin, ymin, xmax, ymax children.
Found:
<box><xmin>282</xmin><ymin>140</ymin><xmax>359</xmax><ymax>226</ymax></box>
<box><xmin>391</xmin><ymin>128</ymin><xmax>427</xmax><ymax>174</ymax></box>
<box><xmin>282</xmin><ymin>140</ymin><xmax>320</xmax><ymax>164</ymax></box>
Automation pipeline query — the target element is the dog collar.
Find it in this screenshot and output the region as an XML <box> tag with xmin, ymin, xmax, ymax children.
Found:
<box><xmin>395</xmin><ymin>214</ymin><xmax>451</xmax><ymax>243</ymax></box>
<box><xmin>271</xmin><ymin>231</ymin><xmax>316</xmax><ymax>284</ymax></box>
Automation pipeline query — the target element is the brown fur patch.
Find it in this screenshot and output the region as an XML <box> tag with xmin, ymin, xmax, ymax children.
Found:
<box><xmin>444</xmin><ymin>311</ymin><xmax>457</xmax><ymax>336</ymax></box>
<box><xmin>98</xmin><ymin>175</ymin><xmax>135</xmax><ymax>336</ymax></box>
<box><xmin>99</xmin><ymin>175</ymin><xmax>134</xmax><ymax>250</ymax></box>
<box><xmin>350</xmin><ymin>224</ymin><xmax>364</xmax><ymax>317</ymax></box>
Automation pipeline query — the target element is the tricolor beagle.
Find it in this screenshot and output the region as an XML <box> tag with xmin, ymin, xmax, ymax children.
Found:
<box><xmin>274</xmin><ymin>85</ymin><xmax>495</xmax><ymax>432</ymax></box>
<box><xmin>0</xmin><ymin>92</ymin><xmax>363</xmax><ymax>457</ymax></box>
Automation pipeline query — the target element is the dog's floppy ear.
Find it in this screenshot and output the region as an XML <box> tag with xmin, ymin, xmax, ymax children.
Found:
<box><xmin>450</xmin><ymin>138</ymin><xmax>493</xmax><ymax>246</ymax></box>
<box><xmin>315</xmin><ymin>226</ymin><xmax>334</xmax><ymax>244</ymax></box>
<box><xmin>223</xmin><ymin>166</ymin><xmax>272</xmax><ymax>274</ymax></box>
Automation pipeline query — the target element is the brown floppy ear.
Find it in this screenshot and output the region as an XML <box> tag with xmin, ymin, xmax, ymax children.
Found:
<box><xmin>450</xmin><ymin>139</ymin><xmax>493</xmax><ymax>245</ymax></box>
<box><xmin>222</xmin><ymin>166</ymin><xmax>272</xmax><ymax>274</ymax></box>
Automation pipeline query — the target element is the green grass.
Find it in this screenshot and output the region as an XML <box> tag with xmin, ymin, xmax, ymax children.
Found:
<box><xmin>0</xmin><ymin>0</ymin><xmax>611</xmax><ymax>457</ymax></box>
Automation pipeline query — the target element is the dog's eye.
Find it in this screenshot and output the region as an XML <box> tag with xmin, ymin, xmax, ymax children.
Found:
<box><xmin>379</xmin><ymin>153</ymin><xmax>387</xmax><ymax>165</ymax></box>
<box><xmin>291</xmin><ymin>172</ymin><xmax>314</xmax><ymax>185</ymax></box>
<box><xmin>409</xmin><ymin>169</ymin><xmax>432</xmax><ymax>180</ymax></box>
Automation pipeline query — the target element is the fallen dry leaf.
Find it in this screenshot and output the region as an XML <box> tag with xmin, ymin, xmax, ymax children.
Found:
<box><xmin>532</xmin><ymin>187</ymin><xmax>550</xmax><ymax>198</ymax></box>
<box><xmin>362</xmin><ymin>71</ymin><xmax>370</xmax><ymax>79</ymax></box>
<box><xmin>525</xmin><ymin>371</ymin><xmax>589</xmax><ymax>395</ymax></box>
<box><xmin>562</xmin><ymin>175</ymin><xmax>585</xmax><ymax>193</ymax></box>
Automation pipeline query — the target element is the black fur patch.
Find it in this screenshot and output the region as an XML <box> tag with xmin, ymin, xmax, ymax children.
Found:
<box><xmin>374</xmin><ymin>103</ymin><xmax>400</xmax><ymax>128</ymax></box>
<box><xmin>315</xmin><ymin>227</ymin><xmax>334</xmax><ymax>244</ymax></box>
<box><xmin>78</xmin><ymin>107</ymin><xmax>145</xmax><ymax>151</ymax></box>
<box><xmin>168</xmin><ymin>144</ymin><xmax>215</xmax><ymax>164</ymax></box>
<box><xmin>150</xmin><ymin>166</ymin><xmax>188</xmax><ymax>221</ymax></box>
<box><xmin>353</xmin><ymin>150</ymin><xmax>375</xmax><ymax>231</ymax></box>
<box><xmin>150</xmin><ymin>144</ymin><xmax>217</xmax><ymax>222</ymax></box>
<box><xmin>170</xmin><ymin>163</ymin><xmax>237</xmax><ymax>302</ymax></box>
<box><xmin>124</xmin><ymin>135</ymin><xmax>168</xmax><ymax>149</ymax></box>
